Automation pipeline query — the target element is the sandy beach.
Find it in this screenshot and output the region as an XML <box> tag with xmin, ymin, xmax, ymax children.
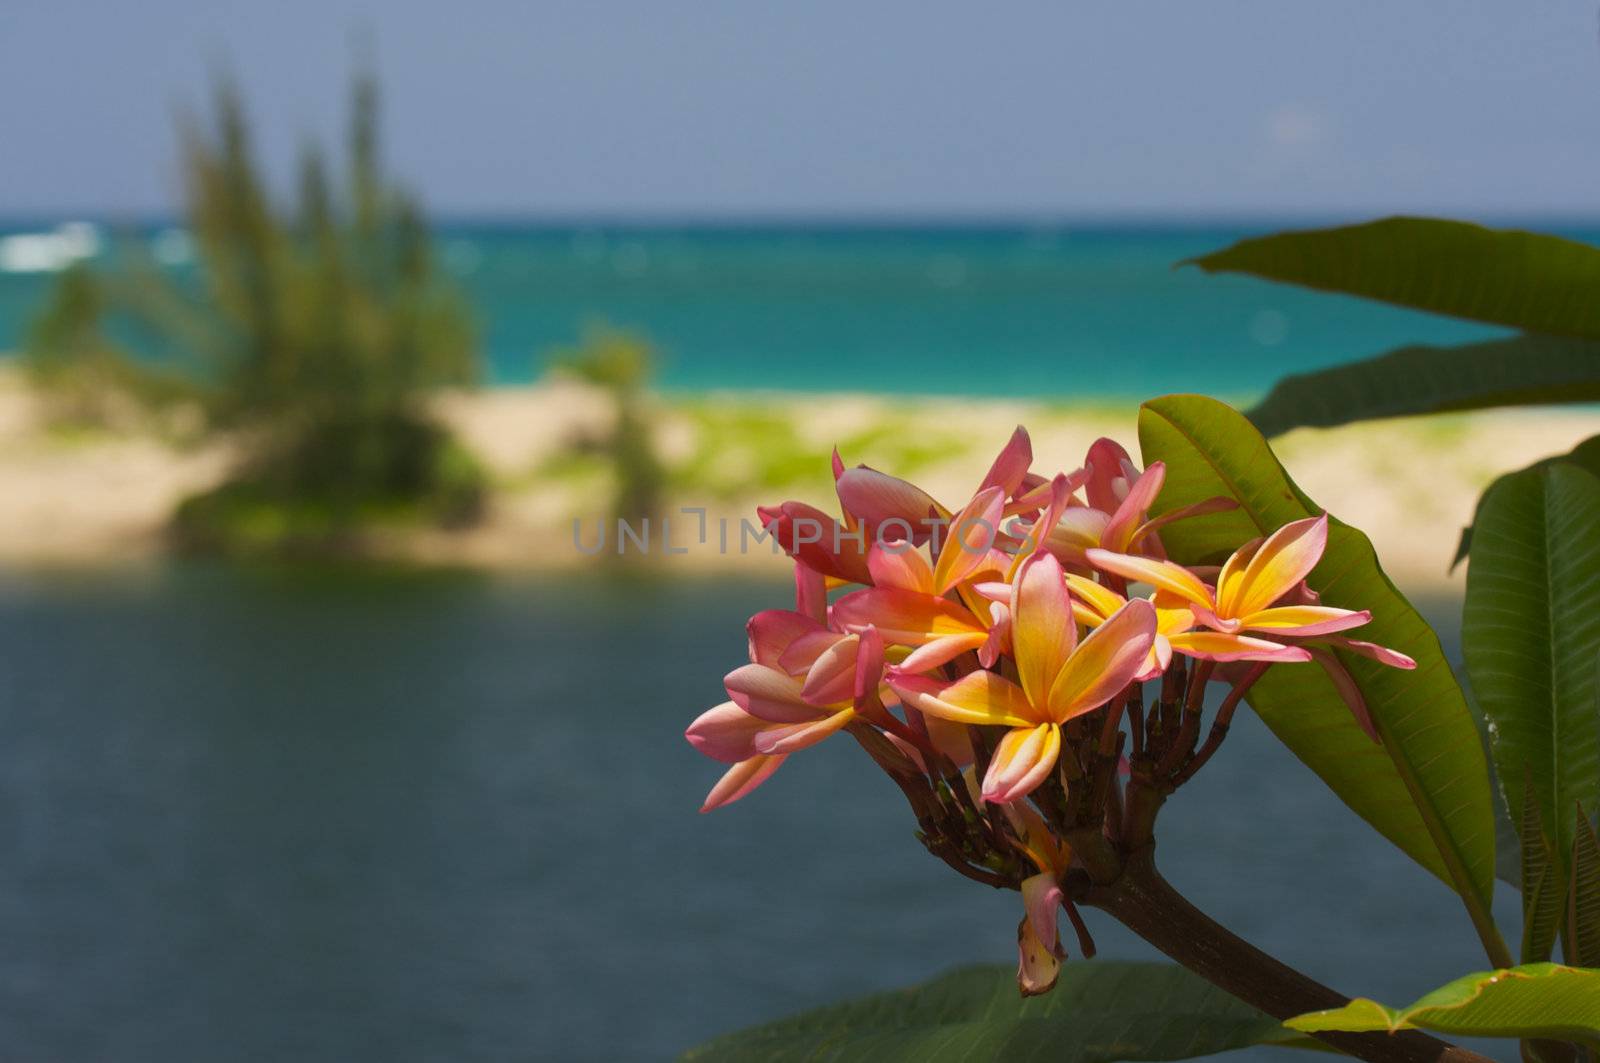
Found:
<box><xmin>0</xmin><ymin>366</ymin><xmax>1593</xmax><ymax>596</ymax></box>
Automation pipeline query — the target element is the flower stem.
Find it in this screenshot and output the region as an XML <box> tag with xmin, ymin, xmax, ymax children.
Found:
<box><xmin>1072</xmin><ymin>849</ymin><xmax>1496</xmax><ymax>1063</ymax></box>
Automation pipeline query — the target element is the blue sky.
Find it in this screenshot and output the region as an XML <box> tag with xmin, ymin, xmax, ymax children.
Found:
<box><xmin>5</xmin><ymin>1</ymin><xmax>1600</xmax><ymax>219</ymax></box>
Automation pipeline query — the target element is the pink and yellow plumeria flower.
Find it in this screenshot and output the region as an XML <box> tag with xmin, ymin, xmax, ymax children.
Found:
<box><xmin>889</xmin><ymin>554</ymin><xmax>1156</xmax><ymax>804</ymax></box>
<box><xmin>832</xmin><ymin>486</ymin><xmax>1011</xmax><ymax>672</ymax></box>
<box><xmin>1086</xmin><ymin>513</ymin><xmax>1415</xmax><ymax>739</ymax></box>
<box><xmin>1086</xmin><ymin>514</ymin><xmax>1372</xmax><ymax>647</ymax></box>
<box><xmin>686</xmin><ymin>607</ymin><xmax>888</xmax><ymax>810</ymax></box>
<box><xmin>1062</xmin><ymin>572</ymin><xmax>1309</xmax><ymax>674</ymax></box>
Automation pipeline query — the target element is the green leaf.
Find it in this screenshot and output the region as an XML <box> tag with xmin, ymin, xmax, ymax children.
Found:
<box><xmin>1139</xmin><ymin>395</ymin><xmax>1500</xmax><ymax>939</ymax></box>
<box><xmin>1286</xmin><ymin>964</ymin><xmax>1600</xmax><ymax>1041</ymax></box>
<box><xmin>1571</xmin><ymin>813</ymin><xmax>1600</xmax><ymax>967</ymax></box>
<box><xmin>1522</xmin><ymin>774</ymin><xmax>1565</xmax><ymax>963</ymax></box>
<box><xmin>680</xmin><ymin>962</ymin><xmax>1295</xmax><ymax>1063</ymax></box>
<box><xmin>1454</xmin><ymin>434</ymin><xmax>1600</xmax><ymax>569</ymax></box>
<box><xmin>1246</xmin><ymin>333</ymin><xmax>1600</xmax><ymax>438</ymax></box>
<box><xmin>1463</xmin><ymin>464</ymin><xmax>1600</xmax><ymax>903</ymax></box>
<box><xmin>1188</xmin><ymin>217</ymin><xmax>1600</xmax><ymax>340</ymax></box>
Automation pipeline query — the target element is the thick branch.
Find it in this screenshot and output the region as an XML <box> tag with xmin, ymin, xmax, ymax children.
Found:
<box><xmin>1072</xmin><ymin>850</ymin><xmax>1496</xmax><ymax>1063</ymax></box>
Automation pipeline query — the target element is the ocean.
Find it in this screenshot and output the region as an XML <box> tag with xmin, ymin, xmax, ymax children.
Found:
<box><xmin>0</xmin><ymin>221</ymin><xmax>1532</xmax><ymax>397</ymax></box>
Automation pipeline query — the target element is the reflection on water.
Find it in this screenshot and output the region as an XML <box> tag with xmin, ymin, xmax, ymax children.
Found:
<box><xmin>0</xmin><ymin>565</ymin><xmax>1514</xmax><ymax>1061</ymax></box>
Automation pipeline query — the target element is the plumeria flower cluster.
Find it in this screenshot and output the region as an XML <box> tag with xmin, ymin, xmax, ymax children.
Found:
<box><xmin>686</xmin><ymin>428</ymin><xmax>1415</xmax><ymax>995</ymax></box>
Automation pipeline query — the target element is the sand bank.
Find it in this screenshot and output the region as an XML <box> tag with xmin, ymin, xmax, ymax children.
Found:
<box><xmin>0</xmin><ymin>367</ymin><xmax>1594</xmax><ymax>596</ymax></box>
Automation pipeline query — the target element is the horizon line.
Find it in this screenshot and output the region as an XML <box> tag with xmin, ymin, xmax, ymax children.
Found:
<box><xmin>6</xmin><ymin>208</ymin><xmax>1600</xmax><ymax>231</ymax></box>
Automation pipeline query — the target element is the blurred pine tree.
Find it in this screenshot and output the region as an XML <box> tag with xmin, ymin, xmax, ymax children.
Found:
<box><xmin>26</xmin><ymin>69</ymin><xmax>485</xmax><ymax>555</ymax></box>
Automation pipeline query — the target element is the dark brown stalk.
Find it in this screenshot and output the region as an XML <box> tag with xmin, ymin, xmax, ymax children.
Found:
<box><xmin>1156</xmin><ymin>659</ymin><xmax>1214</xmax><ymax>776</ymax></box>
<box><xmin>1072</xmin><ymin>850</ymin><xmax>1496</xmax><ymax>1063</ymax></box>
<box><xmin>1171</xmin><ymin>662</ymin><xmax>1268</xmax><ymax>789</ymax></box>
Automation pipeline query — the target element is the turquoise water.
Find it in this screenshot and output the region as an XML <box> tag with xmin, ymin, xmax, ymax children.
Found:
<box><xmin>0</xmin><ymin>567</ymin><xmax>1516</xmax><ymax>1061</ymax></box>
<box><xmin>0</xmin><ymin>221</ymin><xmax>1550</xmax><ymax>396</ymax></box>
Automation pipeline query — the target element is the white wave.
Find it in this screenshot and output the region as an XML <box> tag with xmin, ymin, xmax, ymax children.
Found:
<box><xmin>0</xmin><ymin>222</ymin><xmax>103</xmax><ymax>274</ymax></box>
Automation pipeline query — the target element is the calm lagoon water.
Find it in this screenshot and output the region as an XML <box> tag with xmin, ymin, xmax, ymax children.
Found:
<box><xmin>0</xmin><ymin>221</ymin><xmax>1548</xmax><ymax>396</ymax></box>
<box><xmin>0</xmin><ymin>565</ymin><xmax>1518</xmax><ymax>1061</ymax></box>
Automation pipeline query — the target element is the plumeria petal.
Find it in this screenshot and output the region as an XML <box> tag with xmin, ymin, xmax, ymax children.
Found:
<box><xmin>1232</xmin><ymin>514</ymin><xmax>1329</xmax><ymax>618</ymax></box>
<box><xmin>1330</xmin><ymin>637</ymin><xmax>1417</xmax><ymax>669</ymax></box>
<box><xmin>758</xmin><ymin>501</ymin><xmax>872</xmax><ymax>584</ymax></box>
<box><xmin>1084</xmin><ymin>548</ymin><xmax>1215</xmax><ymax>608</ymax></box>
<box><xmin>752</xmin><ymin>707</ymin><xmax>855</xmax><ymax>754</ymax></box>
<box><xmin>867</xmin><ymin>543</ymin><xmax>936</xmax><ymax>594</ymax></box>
<box><xmin>932</xmin><ymin>486</ymin><xmax>1006</xmax><ymax>593</ymax></box>
<box><xmin>979</xmin><ymin>603</ymin><xmax>1011</xmax><ymax>668</ymax></box>
<box><xmin>1017</xmin><ymin>913</ymin><xmax>1063</xmax><ymax>996</ymax></box>
<box><xmin>686</xmin><ymin>701</ymin><xmax>775</xmax><ymax>763</ymax></box>
<box><xmin>1084</xmin><ymin>437</ymin><xmax>1140</xmax><ymax>513</ymax></box>
<box><xmin>1046</xmin><ymin>598</ymin><xmax>1157</xmax><ymax>720</ymax></box>
<box><xmin>800</xmin><ymin>633</ymin><xmax>862</xmax><ymax>705</ymax></box>
<box><xmin>897</xmin><ymin>632</ymin><xmax>990</xmax><ymax>673</ymax></box>
<box><xmin>1136</xmin><ymin>634</ymin><xmax>1174</xmax><ymax>683</ymax></box>
<box><xmin>1166</xmin><ymin>630</ymin><xmax>1313</xmax><ymax>664</ymax></box>
<box><xmin>854</xmin><ymin>626</ymin><xmax>885</xmax><ymax>702</ymax></box>
<box><xmin>1008</xmin><ymin>473</ymin><xmax>1078</xmax><ymax>575</ymax></box>
<box><xmin>956</xmin><ymin>566</ymin><xmax>1009</xmax><ymax>621</ymax></box>
<box><xmin>778</xmin><ymin>628</ymin><xmax>848</xmax><ymax>675</ymax></box>
<box><xmin>747</xmin><ymin>609</ymin><xmax>827</xmax><ymax>669</ymax></box>
<box><xmin>1021</xmin><ymin>871</ymin><xmax>1065</xmax><ymax>957</ymax></box>
<box><xmin>889</xmin><ymin>670</ymin><xmax>1040</xmax><ymax>727</ymax></box>
<box><xmin>834</xmin><ymin>467</ymin><xmax>946</xmax><ymax>543</ymax></box>
<box><xmin>1156</xmin><ymin>604</ymin><xmax>1196</xmax><ymax>635</ymax></box>
<box><xmin>1012</xmin><ymin>553</ymin><xmax>1077</xmax><ymax>709</ymax></box>
<box><xmin>1006</xmin><ymin>467</ymin><xmax>1086</xmax><ymax>521</ymax></box>
<box><xmin>1213</xmin><ymin>538</ymin><xmax>1262</xmax><ymax>619</ymax></box>
<box><xmin>724</xmin><ymin>663</ymin><xmax>821</xmax><ymax>723</ymax></box>
<box><xmin>1063</xmin><ymin>572</ymin><xmax>1128</xmax><ymax>624</ymax></box>
<box><xmin>1043</xmin><ymin>507</ymin><xmax>1110</xmax><ymax>566</ymax></box>
<box><xmin>1130</xmin><ymin>496</ymin><xmax>1239</xmax><ymax>547</ymax></box>
<box><xmin>1240</xmin><ymin>605</ymin><xmax>1372</xmax><ymax>637</ymax></box>
<box><xmin>977</xmin><ymin>425</ymin><xmax>1034</xmax><ymax>498</ymax></box>
<box><xmin>795</xmin><ymin>562</ymin><xmax>829</xmax><ymax>624</ymax></box>
<box><xmin>972</xmin><ymin>580</ymin><xmax>1011</xmax><ymax>603</ymax></box>
<box><xmin>700</xmin><ymin>754</ymin><xmax>788</xmax><ymax>812</ymax></box>
<box><xmin>832</xmin><ymin>587</ymin><xmax>988</xmax><ymax>645</ymax></box>
<box><xmin>1308</xmin><ymin>647</ymin><xmax>1380</xmax><ymax>742</ymax></box>
<box><xmin>1005</xmin><ymin>801</ymin><xmax>1071</xmax><ymax>876</ymax></box>
<box><xmin>1101</xmin><ymin>462</ymin><xmax>1165</xmax><ymax>553</ymax></box>
<box><xmin>982</xmin><ymin>722</ymin><xmax>1062</xmax><ymax>803</ymax></box>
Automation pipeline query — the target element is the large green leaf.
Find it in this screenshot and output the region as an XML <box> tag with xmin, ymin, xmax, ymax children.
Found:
<box><xmin>1463</xmin><ymin>463</ymin><xmax>1600</xmax><ymax>902</ymax></box>
<box><xmin>1139</xmin><ymin>395</ymin><xmax>1500</xmax><ymax>943</ymax></box>
<box><xmin>1286</xmin><ymin>963</ymin><xmax>1600</xmax><ymax>1041</ymax></box>
<box><xmin>1188</xmin><ymin>217</ymin><xmax>1600</xmax><ymax>340</ymax></box>
<box><xmin>1246</xmin><ymin>333</ymin><xmax>1600</xmax><ymax>438</ymax></box>
<box><xmin>1454</xmin><ymin>435</ymin><xmax>1600</xmax><ymax>569</ymax></box>
<box><xmin>681</xmin><ymin>962</ymin><xmax>1294</xmax><ymax>1062</ymax></box>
